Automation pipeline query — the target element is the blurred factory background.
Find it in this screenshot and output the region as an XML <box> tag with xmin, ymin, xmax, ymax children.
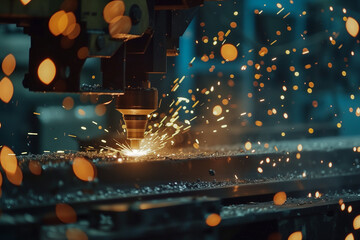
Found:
<box><xmin>3</xmin><ymin>1</ymin><xmax>360</xmax><ymax>239</ymax></box>
<box><xmin>1</xmin><ymin>0</ymin><xmax>360</xmax><ymax>154</ymax></box>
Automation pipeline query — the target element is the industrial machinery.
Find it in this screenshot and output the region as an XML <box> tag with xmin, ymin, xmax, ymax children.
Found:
<box><xmin>0</xmin><ymin>0</ymin><xmax>203</xmax><ymax>149</ymax></box>
<box><xmin>3</xmin><ymin>0</ymin><xmax>360</xmax><ymax>239</ymax></box>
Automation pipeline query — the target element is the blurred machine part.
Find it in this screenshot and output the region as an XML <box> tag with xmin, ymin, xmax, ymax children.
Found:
<box><xmin>0</xmin><ymin>0</ymin><xmax>203</xmax><ymax>148</ymax></box>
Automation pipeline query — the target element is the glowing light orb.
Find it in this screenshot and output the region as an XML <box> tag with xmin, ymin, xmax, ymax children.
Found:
<box><xmin>63</xmin><ymin>12</ymin><xmax>76</xmax><ymax>36</ymax></box>
<box><xmin>122</xmin><ymin>149</ymin><xmax>149</xmax><ymax>157</ymax></box>
<box><xmin>212</xmin><ymin>105</ymin><xmax>222</xmax><ymax>116</ymax></box>
<box><xmin>62</xmin><ymin>96</ymin><xmax>74</xmax><ymax>110</ymax></box>
<box><xmin>345</xmin><ymin>233</ymin><xmax>354</xmax><ymax>240</ymax></box>
<box><xmin>244</xmin><ymin>141</ymin><xmax>252</xmax><ymax>151</ymax></box>
<box><xmin>6</xmin><ymin>166</ymin><xmax>23</xmax><ymax>186</ymax></box>
<box><xmin>206</xmin><ymin>213</ymin><xmax>221</xmax><ymax>227</ymax></box>
<box><xmin>77</xmin><ymin>46</ymin><xmax>89</xmax><ymax>59</ymax></box>
<box><xmin>220</xmin><ymin>43</ymin><xmax>238</xmax><ymax>61</ymax></box>
<box><xmin>353</xmin><ymin>215</ymin><xmax>360</xmax><ymax>230</ymax></box>
<box><xmin>288</xmin><ymin>231</ymin><xmax>302</xmax><ymax>240</ymax></box>
<box><xmin>0</xmin><ymin>145</ymin><xmax>17</xmax><ymax>174</ymax></box>
<box><xmin>56</xmin><ymin>203</ymin><xmax>77</xmax><ymax>223</ymax></box>
<box><xmin>49</xmin><ymin>10</ymin><xmax>68</xmax><ymax>36</ymax></box>
<box><xmin>109</xmin><ymin>16</ymin><xmax>132</xmax><ymax>38</ymax></box>
<box><xmin>38</xmin><ymin>58</ymin><xmax>56</xmax><ymax>85</ymax></box>
<box><xmin>20</xmin><ymin>0</ymin><xmax>31</xmax><ymax>5</ymax></box>
<box><xmin>29</xmin><ymin>160</ymin><xmax>42</xmax><ymax>175</ymax></box>
<box><xmin>346</xmin><ymin>17</ymin><xmax>359</xmax><ymax>37</ymax></box>
<box><xmin>103</xmin><ymin>0</ymin><xmax>125</xmax><ymax>24</ymax></box>
<box><xmin>258</xmin><ymin>47</ymin><xmax>268</xmax><ymax>57</ymax></box>
<box><xmin>95</xmin><ymin>104</ymin><xmax>106</xmax><ymax>116</ymax></box>
<box><xmin>2</xmin><ymin>53</ymin><xmax>16</xmax><ymax>76</ymax></box>
<box><xmin>66</xmin><ymin>228</ymin><xmax>88</xmax><ymax>240</ymax></box>
<box><xmin>297</xmin><ymin>144</ymin><xmax>303</xmax><ymax>152</ymax></box>
<box><xmin>273</xmin><ymin>192</ymin><xmax>287</xmax><ymax>206</ymax></box>
<box><xmin>67</xmin><ymin>23</ymin><xmax>81</xmax><ymax>40</ymax></box>
<box><xmin>72</xmin><ymin>157</ymin><xmax>95</xmax><ymax>181</ymax></box>
<box><xmin>0</xmin><ymin>77</ymin><xmax>14</xmax><ymax>103</ymax></box>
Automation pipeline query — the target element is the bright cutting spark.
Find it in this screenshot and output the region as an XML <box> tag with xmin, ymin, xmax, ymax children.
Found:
<box><xmin>104</xmin><ymin>134</ymin><xmax>164</xmax><ymax>157</ymax></box>
<box><xmin>102</xmin><ymin>72</ymin><xmax>200</xmax><ymax>157</ymax></box>
<box><xmin>122</xmin><ymin>149</ymin><xmax>149</xmax><ymax>157</ymax></box>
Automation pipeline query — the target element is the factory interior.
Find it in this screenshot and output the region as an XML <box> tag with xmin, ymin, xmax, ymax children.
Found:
<box><xmin>1</xmin><ymin>0</ymin><xmax>360</xmax><ymax>239</ymax></box>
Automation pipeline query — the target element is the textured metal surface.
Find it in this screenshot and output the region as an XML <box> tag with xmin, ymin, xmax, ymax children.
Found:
<box><xmin>2</xmin><ymin>136</ymin><xmax>360</xmax><ymax>212</ymax></box>
<box><xmin>1</xmin><ymin>137</ymin><xmax>360</xmax><ymax>239</ymax></box>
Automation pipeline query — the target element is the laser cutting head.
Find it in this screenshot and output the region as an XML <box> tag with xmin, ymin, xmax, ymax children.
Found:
<box><xmin>116</xmin><ymin>88</ymin><xmax>158</xmax><ymax>149</ymax></box>
<box><xmin>0</xmin><ymin>0</ymin><xmax>203</xmax><ymax>152</ymax></box>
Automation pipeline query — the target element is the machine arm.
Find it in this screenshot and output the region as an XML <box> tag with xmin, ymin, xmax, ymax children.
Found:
<box><xmin>0</xmin><ymin>0</ymin><xmax>204</xmax><ymax>149</ymax></box>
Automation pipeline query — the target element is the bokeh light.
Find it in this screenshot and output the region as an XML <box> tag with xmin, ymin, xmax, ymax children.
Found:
<box><xmin>205</xmin><ymin>213</ymin><xmax>221</xmax><ymax>227</ymax></box>
<box><xmin>38</xmin><ymin>58</ymin><xmax>56</xmax><ymax>85</ymax></box>
<box><xmin>0</xmin><ymin>77</ymin><xmax>14</xmax><ymax>103</ymax></box>
<box><xmin>6</xmin><ymin>166</ymin><xmax>23</xmax><ymax>186</ymax></box>
<box><xmin>245</xmin><ymin>141</ymin><xmax>252</xmax><ymax>150</ymax></box>
<box><xmin>103</xmin><ymin>0</ymin><xmax>125</xmax><ymax>24</ymax></box>
<box><xmin>346</xmin><ymin>17</ymin><xmax>359</xmax><ymax>37</ymax></box>
<box><xmin>55</xmin><ymin>203</ymin><xmax>77</xmax><ymax>223</ymax></box>
<box><xmin>29</xmin><ymin>160</ymin><xmax>42</xmax><ymax>176</ymax></box>
<box><xmin>95</xmin><ymin>104</ymin><xmax>106</xmax><ymax>116</ymax></box>
<box><xmin>62</xmin><ymin>12</ymin><xmax>76</xmax><ymax>36</ymax></box>
<box><xmin>49</xmin><ymin>10</ymin><xmax>68</xmax><ymax>36</ymax></box>
<box><xmin>62</xmin><ymin>96</ymin><xmax>74</xmax><ymax>110</ymax></box>
<box><xmin>20</xmin><ymin>0</ymin><xmax>31</xmax><ymax>5</ymax></box>
<box><xmin>109</xmin><ymin>16</ymin><xmax>132</xmax><ymax>38</ymax></box>
<box><xmin>72</xmin><ymin>157</ymin><xmax>95</xmax><ymax>182</ymax></box>
<box><xmin>212</xmin><ymin>105</ymin><xmax>222</xmax><ymax>116</ymax></box>
<box><xmin>273</xmin><ymin>192</ymin><xmax>287</xmax><ymax>206</ymax></box>
<box><xmin>77</xmin><ymin>47</ymin><xmax>89</xmax><ymax>60</ymax></box>
<box><xmin>0</xmin><ymin>146</ymin><xmax>18</xmax><ymax>174</ymax></box>
<box><xmin>2</xmin><ymin>53</ymin><xmax>16</xmax><ymax>76</ymax></box>
<box><xmin>66</xmin><ymin>228</ymin><xmax>88</xmax><ymax>240</ymax></box>
<box><xmin>67</xmin><ymin>23</ymin><xmax>81</xmax><ymax>40</ymax></box>
<box><xmin>345</xmin><ymin>233</ymin><xmax>354</xmax><ymax>240</ymax></box>
<box><xmin>220</xmin><ymin>43</ymin><xmax>238</xmax><ymax>61</ymax></box>
<box><xmin>288</xmin><ymin>231</ymin><xmax>302</xmax><ymax>240</ymax></box>
<box><xmin>353</xmin><ymin>215</ymin><xmax>360</xmax><ymax>230</ymax></box>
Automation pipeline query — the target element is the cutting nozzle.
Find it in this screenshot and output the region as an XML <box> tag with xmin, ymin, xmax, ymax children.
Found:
<box><xmin>129</xmin><ymin>139</ymin><xmax>141</xmax><ymax>149</ymax></box>
<box><xmin>116</xmin><ymin>88</ymin><xmax>158</xmax><ymax>150</ymax></box>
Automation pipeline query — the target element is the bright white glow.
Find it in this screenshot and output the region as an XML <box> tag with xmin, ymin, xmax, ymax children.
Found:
<box><xmin>122</xmin><ymin>149</ymin><xmax>149</xmax><ymax>157</ymax></box>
